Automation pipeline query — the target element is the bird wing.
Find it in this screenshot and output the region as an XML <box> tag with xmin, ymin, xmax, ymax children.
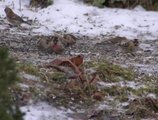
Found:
<box><xmin>11</xmin><ymin>13</ymin><xmax>24</xmax><ymax>22</ymax></box>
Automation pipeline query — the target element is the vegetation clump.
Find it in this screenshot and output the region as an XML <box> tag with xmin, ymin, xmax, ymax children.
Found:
<box><xmin>30</xmin><ymin>0</ymin><xmax>53</xmax><ymax>8</ymax></box>
<box><xmin>17</xmin><ymin>63</ymin><xmax>39</xmax><ymax>76</ymax></box>
<box><xmin>0</xmin><ymin>47</ymin><xmax>23</xmax><ymax>120</ymax></box>
<box><xmin>48</xmin><ymin>72</ymin><xmax>67</xmax><ymax>83</ymax></box>
<box><xmin>83</xmin><ymin>0</ymin><xmax>158</xmax><ymax>10</ymax></box>
<box><xmin>126</xmin><ymin>97</ymin><xmax>158</xmax><ymax>119</ymax></box>
<box><xmin>89</xmin><ymin>61</ymin><xmax>134</xmax><ymax>82</ymax></box>
<box><xmin>42</xmin><ymin>60</ymin><xmax>136</xmax><ymax>106</ymax></box>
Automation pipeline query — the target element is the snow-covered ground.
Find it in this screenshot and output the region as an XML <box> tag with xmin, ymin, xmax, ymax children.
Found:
<box><xmin>1</xmin><ymin>0</ymin><xmax>158</xmax><ymax>119</ymax></box>
<box><xmin>21</xmin><ymin>102</ymin><xmax>73</xmax><ymax>120</ymax></box>
<box><xmin>0</xmin><ymin>0</ymin><xmax>158</xmax><ymax>39</ymax></box>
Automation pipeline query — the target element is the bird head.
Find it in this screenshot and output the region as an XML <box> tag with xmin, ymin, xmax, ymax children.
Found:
<box><xmin>4</xmin><ymin>7</ymin><xmax>14</xmax><ymax>16</ymax></box>
<box><xmin>53</xmin><ymin>36</ymin><xmax>59</xmax><ymax>45</ymax></box>
<box><xmin>133</xmin><ymin>39</ymin><xmax>139</xmax><ymax>46</ymax></box>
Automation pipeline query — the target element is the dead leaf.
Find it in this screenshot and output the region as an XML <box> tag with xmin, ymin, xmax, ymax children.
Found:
<box><xmin>46</xmin><ymin>55</ymin><xmax>84</xmax><ymax>81</ymax></box>
<box><xmin>70</xmin><ymin>55</ymin><xmax>84</xmax><ymax>67</ymax></box>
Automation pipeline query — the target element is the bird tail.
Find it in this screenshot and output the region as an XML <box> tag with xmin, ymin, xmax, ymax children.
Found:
<box><xmin>23</xmin><ymin>20</ymin><xmax>31</xmax><ymax>25</ymax></box>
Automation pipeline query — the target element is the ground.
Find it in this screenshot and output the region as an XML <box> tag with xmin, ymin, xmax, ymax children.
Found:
<box><xmin>0</xmin><ymin>0</ymin><xmax>158</xmax><ymax>120</ymax></box>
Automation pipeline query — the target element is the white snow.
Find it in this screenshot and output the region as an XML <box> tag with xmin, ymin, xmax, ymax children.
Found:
<box><xmin>21</xmin><ymin>102</ymin><xmax>73</xmax><ymax>120</ymax></box>
<box><xmin>20</xmin><ymin>72</ymin><xmax>40</xmax><ymax>81</ymax></box>
<box><xmin>0</xmin><ymin>0</ymin><xmax>158</xmax><ymax>39</ymax></box>
<box><xmin>1</xmin><ymin>0</ymin><xmax>158</xmax><ymax>119</ymax></box>
<box><xmin>98</xmin><ymin>81</ymin><xmax>145</xmax><ymax>89</ymax></box>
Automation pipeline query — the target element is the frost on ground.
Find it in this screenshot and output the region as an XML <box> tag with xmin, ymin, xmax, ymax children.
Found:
<box><xmin>0</xmin><ymin>0</ymin><xmax>158</xmax><ymax>120</ymax></box>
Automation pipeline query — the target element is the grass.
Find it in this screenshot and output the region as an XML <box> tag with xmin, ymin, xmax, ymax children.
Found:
<box><xmin>85</xmin><ymin>60</ymin><xmax>135</xmax><ymax>82</ymax></box>
<box><xmin>47</xmin><ymin>72</ymin><xmax>67</xmax><ymax>84</ymax></box>
<box><xmin>13</xmin><ymin>59</ymin><xmax>158</xmax><ymax>119</ymax></box>
<box><xmin>126</xmin><ymin>97</ymin><xmax>158</xmax><ymax>119</ymax></box>
<box><xmin>17</xmin><ymin>62</ymin><xmax>39</xmax><ymax>76</ymax></box>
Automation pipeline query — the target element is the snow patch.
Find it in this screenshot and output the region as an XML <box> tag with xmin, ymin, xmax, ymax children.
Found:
<box><xmin>21</xmin><ymin>102</ymin><xmax>74</xmax><ymax>120</ymax></box>
<box><xmin>0</xmin><ymin>0</ymin><xmax>158</xmax><ymax>39</ymax></box>
<box><xmin>20</xmin><ymin>72</ymin><xmax>40</xmax><ymax>81</ymax></box>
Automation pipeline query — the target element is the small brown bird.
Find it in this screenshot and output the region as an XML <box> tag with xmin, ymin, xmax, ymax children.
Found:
<box><xmin>4</xmin><ymin>7</ymin><xmax>30</xmax><ymax>26</ymax></box>
<box><xmin>62</xmin><ymin>34</ymin><xmax>76</xmax><ymax>47</ymax></box>
<box><xmin>51</xmin><ymin>36</ymin><xmax>64</xmax><ymax>54</ymax></box>
<box><xmin>108</xmin><ymin>36</ymin><xmax>127</xmax><ymax>44</ymax></box>
<box><xmin>120</xmin><ymin>39</ymin><xmax>139</xmax><ymax>52</ymax></box>
<box><xmin>37</xmin><ymin>36</ymin><xmax>50</xmax><ymax>51</ymax></box>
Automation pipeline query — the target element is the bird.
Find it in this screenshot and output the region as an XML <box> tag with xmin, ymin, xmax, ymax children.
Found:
<box><xmin>37</xmin><ymin>35</ymin><xmax>51</xmax><ymax>51</ymax></box>
<box><xmin>51</xmin><ymin>36</ymin><xmax>64</xmax><ymax>54</ymax></box>
<box><xmin>108</xmin><ymin>36</ymin><xmax>127</xmax><ymax>44</ymax></box>
<box><xmin>4</xmin><ymin>7</ymin><xmax>30</xmax><ymax>26</ymax></box>
<box><xmin>120</xmin><ymin>39</ymin><xmax>139</xmax><ymax>52</ymax></box>
<box><xmin>62</xmin><ymin>34</ymin><xmax>76</xmax><ymax>47</ymax></box>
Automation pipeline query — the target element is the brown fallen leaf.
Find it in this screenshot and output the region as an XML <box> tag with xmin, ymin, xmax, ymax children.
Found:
<box><xmin>46</xmin><ymin>55</ymin><xmax>84</xmax><ymax>80</ymax></box>
<box><xmin>70</xmin><ymin>54</ymin><xmax>84</xmax><ymax>67</ymax></box>
<box><xmin>46</xmin><ymin>55</ymin><xmax>98</xmax><ymax>83</ymax></box>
